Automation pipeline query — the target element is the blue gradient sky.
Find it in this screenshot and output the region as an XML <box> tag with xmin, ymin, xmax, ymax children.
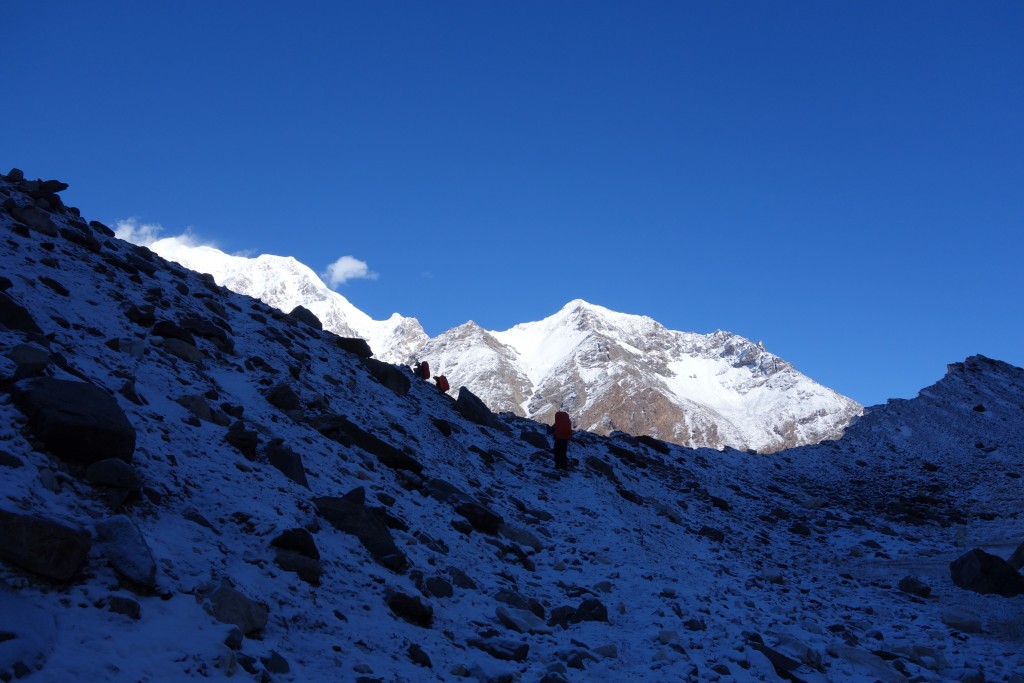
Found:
<box><xmin>4</xmin><ymin>2</ymin><xmax>1022</xmax><ymax>407</ymax></box>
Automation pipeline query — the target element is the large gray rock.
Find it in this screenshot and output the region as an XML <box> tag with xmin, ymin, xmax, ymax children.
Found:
<box><xmin>386</xmin><ymin>591</ymin><xmax>433</xmax><ymax>627</ymax></box>
<box><xmin>6</xmin><ymin>344</ymin><xmax>50</xmax><ymax>378</ymax></box>
<box><xmin>467</xmin><ymin>637</ymin><xmax>529</xmax><ymax>662</ymax></box>
<box><xmin>312</xmin><ymin>415</ymin><xmax>423</xmax><ymax>475</ymax></box>
<box><xmin>950</xmin><ymin>548</ymin><xmax>1024</xmax><ymax>597</ymax></box>
<box><xmin>95</xmin><ymin>515</ymin><xmax>157</xmax><ymax>588</ymax></box>
<box><xmin>288</xmin><ymin>305</ymin><xmax>322</xmax><ymax>330</ymax></box>
<box><xmin>314</xmin><ymin>493</ymin><xmax>408</xmax><ymax>572</ymax></box>
<box><xmin>496</xmin><ymin>605</ymin><xmax>553</xmax><ymax>634</ymax></box>
<box><xmin>264</xmin><ymin>440</ymin><xmax>310</xmax><ymax>488</ymax></box>
<box><xmin>0</xmin><ymin>509</ymin><xmax>90</xmax><ymax>581</ymax></box>
<box><xmin>266</xmin><ymin>382</ymin><xmax>301</xmax><ymax>412</ymax></box>
<box><xmin>0</xmin><ymin>292</ymin><xmax>43</xmax><ymax>334</ymax></box>
<box><xmin>207</xmin><ymin>581</ymin><xmax>268</xmax><ymax>635</ymax></box>
<box><xmin>154</xmin><ymin>338</ymin><xmax>205</xmax><ymax>363</ymax></box>
<box><xmin>273</xmin><ymin>549</ymin><xmax>323</xmax><ymax>585</ymax></box>
<box><xmin>10</xmin><ymin>378</ymin><xmax>136</xmax><ymax>464</ymax></box>
<box><xmin>456</xmin><ymin>386</ymin><xmax>497</xmax><ymax>427</ymax></box>
<box><xmin>175</xmin><ymin>395</ymin><xmax>230</xmax><ymax>426</ymax></box>
<box><xmin>454</xmin><ymin>501</ymin><xmax>503</xmax><ymax>535</ymax></box>
<box><xmin>86</xmin><ymin>458</ymin><xmax>143</xmax><ymax>490</ymax></box>
<box><xmin>362</xmin><ymin>357</ymin><xmax>411</xmax><ymax>396</ymax></box>
<box><xmin>331</xmin><ymin>336</ymin><xmax>373</xmax><ymax>358</ymax></box>
<box><xmin>11</xmin><ymin>204</ymin><xmax>57</xmax><ymax>236</ymax></box>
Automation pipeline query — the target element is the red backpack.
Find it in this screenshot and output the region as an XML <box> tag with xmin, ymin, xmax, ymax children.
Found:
<box><xmin>419</xmin><ymin>361</ymin><xmax>430</xmax><ymax>379</ymax></box>
<box><xmin>436</xmin><ymin>375</ymin><xmax>450</xmax><ymax>392</ymax></box>
<box><xmin>554</xmin><ymin>411</ymin><xmax>572</xmax><ymax>440</ymax></box>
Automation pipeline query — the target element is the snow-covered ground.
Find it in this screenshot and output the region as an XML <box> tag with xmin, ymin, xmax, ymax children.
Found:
<box><xmin>2</xmin><ymin>172</ymin><xmax>1023</xmax><ymax>682</ymax></box>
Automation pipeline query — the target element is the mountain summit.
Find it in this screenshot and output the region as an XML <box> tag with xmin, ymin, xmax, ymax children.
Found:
<box><xmin>138</xmin><ymin>238</ymin><xmax>862</xmax><ymax>452</ymax></box>
<box><xmin>421</xmin><ymin>299</ymin><xmax>862</xmax><ymax>453</ymax></box>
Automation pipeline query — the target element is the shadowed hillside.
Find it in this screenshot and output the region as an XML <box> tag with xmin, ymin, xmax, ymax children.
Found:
<box><xmin>2</xmin><ymin>168</ymin><xmax>1023</xmax><ymax>682</ymax></box>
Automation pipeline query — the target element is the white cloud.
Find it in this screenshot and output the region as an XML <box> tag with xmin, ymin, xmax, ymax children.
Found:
<box><xmin>114</xmin><ymin>218</ymin><xmax>207</xmax><ymax>251</ymax></box>
<box><xmin>323</xmin><ymin>255</ymin><xmax>379</xmax><ymax>287</ymax></box>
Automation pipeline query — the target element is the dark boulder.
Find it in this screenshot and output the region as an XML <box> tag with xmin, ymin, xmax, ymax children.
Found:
<box><xmin>175</xmin><ymin>394</ymin><xmax>230</xmax><ymax>426</ymax></box>
<box><xmin>468</xmin><ymin>637</ymin><xmax>529</xmax><ymax>662</ymax></box>
<box><xmin>262</xmin><ymin>651</ymin><xmax>290</xmax><ymax>675</ymax></box>
<box><xmin>273</xmin><ymin>549</ymin><xmax>323</xmax><ymax>585</ymax></box>
<box><xmin>264</xmin><ymin>439</ymin><xmax>310</xmax><ymax>488</ymax></box>
<box><xmin>86</xmin><ymin>458</ymin><xmax>143</xmax><ymax>490</ymax></box>
<box><xmin>95</xmin><ymin>515</ymin><xmax>158</xmax><ymax>588</ymax></box>
<box><xmin>206</xmin><ymin>581</ymin><xmax>269</xmax><ymax>635</ymax></box>
<box><xmin>288</xmin><ymin>305</ymin><xmax>322</xmax><ymax>330</ymax></box>
<box><xmin>362</xmin><ymin>357</ymin><xmax>411</xmax><ymax>396</ymax></box>
<box><xmin>454</xmin><ymin>501</ymin><xmax>503</xmax><ymax>534</ymax></box>
<box><xmin>0</xmin><ymin>450</ymin><xmax>24</xmax><ymax>468</ymax></box>
<box><xmin>386</xmin><ymin>591</ymin><xmax>433</xmax><ymax>627</ymax></box>
<box><xmin>271</xmin><ymin>528</ymin><xmax>320</xmax><ymax>560</ymax></box>
<box><xmin>180</xmin><ymin>314</ymin><xmax>233</xmax><ymax>351</ymax></box>
<box><xmin>0</xmin><ymin>509</ymin><xmax>90</xmax><ymax>581</ymax></box>
<box><xmin>520</xmin><ymin>429</ymin><xmax>549</xmax><ymax>450</ymax></box>
<box><xmin>10</xmin><ymin>378</ymin><xmax>136</xmax><ymax>464</ymax></box>
<box><xmin>108</xmin><ymin>596</ymin><xmax>141</xmax><ymax>620</ymax></box>
<box><xmin>151</xmin><ymin>320</ymin><xmax>196</xmax><ymax>345</ymax></box>
<box><xmin>312</xmin><ymin>415</ymin><xmax>423</xmax><ymax>475</ymax></box>
<box><xmin>6</xmin><ymin>344</ymin><xmax>51</xmax><ymax>378</ymax></box>
<box><xmin>897</xmin><ymin>576</ymin><xmax>931</xmax><ymax>598</ymax></box>
<box><xmin>456</xmin><ymin>387</ymin><xmax>497</xmax><ymax>427</ymax></box>
<box><xmin>408</xmin><ymin>643</ymin><xmax>432</xmax><ymax>668</ymax></box>
<box><xmin>11</xmin><ymin>204</ymin><xmax>57</xmax><ymax>236</ymax></box>
<box><xmin>271</xmin><ymin>528</ymin><xmax>324</xmax><ymax>584</ymax></box>
<box><xmin>266</xmin><ymin>382</ymin><xmax>301</xmax><ymax>412</ymax></box>
<box><xmin>635</xmin><ymin>434</ymin><xmax>670</xmax><ymax>455</ymax></box>
<box><xmin>225</xmin><ymin>422</ymin><xmax>260</xmax><ymax>460</ymax></box>
<box><xmin>314</xmin><ymin>494</ymin><xmax>408</xmax><ymax>572</ymax></box>
<box><xmin>570</xmin><ymin>598</ymin><xmax>609</xmax><ymax>624</ymax></box>
<box><xmin>431</xmin><ymin>418</ymin><xmax>453</xmax><ymax>437</ymax></box>
<box><xmin>59</xmin><ymin>226</ymin><xmax>101</xmax><ymax>253</ymax></box>
<box><xmin>0</xmin><ymin>292</ymin><xmax>43</xmax><ymax>334</ymax></box>
<box><xmin>331</xmin><ymin>336</ymin><xmax>373</xmax><ymax>358</ymax></box>
<box><xmin>950</xmin><ymin>548</ymin><xmax>1024</xmax><ymax>597</ymax></box>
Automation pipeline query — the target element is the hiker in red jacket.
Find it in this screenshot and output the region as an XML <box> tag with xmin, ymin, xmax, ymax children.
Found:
<box><xmin>413</xmin><ymin>360</ymin><xmax>430</xmax><ymax>380</ymax></box>
<box><xmin>434</xmin><ymin>375</ymin><xmax>450</xmax><ymax>393</ymax></box>
<box><xmin>552</xmin><ymin>410</ymin><xmax>572</xmax><ymax>470</ymax></box>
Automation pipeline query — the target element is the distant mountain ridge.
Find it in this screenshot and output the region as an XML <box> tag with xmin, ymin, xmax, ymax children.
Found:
<box><xmin>420</xmin><ymin>300</ymin><xmax>862</xmax><ymax>453</ymax></box>
<box><xmin>139</xmin><ymin>239</ymin><xmax>862</xmax><ymax>452</ymax></box>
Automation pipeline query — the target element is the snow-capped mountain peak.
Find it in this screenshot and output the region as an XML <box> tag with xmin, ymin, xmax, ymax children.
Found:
<box><xmin>424</xmin><ymin>301</ymin><xmax>862</xmax><ymax>452</ymax></box>
<box><xmin>132</xmin><ymin>235</ymin><xmax>428</xmax><ymax>364</ymax></box>
<box><xmin>126</xmin><ymin>236</ymin><xmax>859</xmax><ymax>452</ymax></box>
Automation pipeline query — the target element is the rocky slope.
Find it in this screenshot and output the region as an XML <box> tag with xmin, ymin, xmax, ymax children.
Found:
<box><xmin>2</xmin><ymin>168</ymin><xmax>1023</xmax><ymax>683</ymax></box>
<box><xmin>132</xmin><ymin>237</ymin><xmax>861</xmax><ymax>453</ymax></box>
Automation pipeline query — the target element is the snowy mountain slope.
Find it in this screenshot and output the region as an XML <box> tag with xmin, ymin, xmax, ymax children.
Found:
<box><xmin>140</xmin><ymin>238</ymin><xmax>428</xmax><ymax>363</ymax></box>
<box><xmin>423</xmin><ymin>300</ymin><xmax>863</xmax><ymax>453</ymax></box>
<box><xmin>126</xmin><ymin>239</ymin><xmax>860</xmax><ymax>454</ymax></box>
<box><xmin>789</xmin><ymin>355</ymin><xmax>1024</xmax><ymax>527</ymax></box>
<box><xmin>3</xmin><ymin>169</ymin><xmax>1023</xmax><ymax>682</ymax></box>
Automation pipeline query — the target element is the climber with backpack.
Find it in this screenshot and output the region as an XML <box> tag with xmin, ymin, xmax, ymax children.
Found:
<box><xmin>434</xmin><ymin>375</ymin><xmax>450</xmax><ymax>393</ymax></box>
<box><xmin>552</xmin><ymin>410</ymin><xmax>572</xmax><ymax>470</ymax></box>
<box><xmin>412</xmin><ymin>360</ymin><xmax>430</xmax><ymax>380</ymax></box>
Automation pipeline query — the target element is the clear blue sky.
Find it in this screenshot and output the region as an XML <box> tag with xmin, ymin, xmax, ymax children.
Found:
<box><xmin>5</xmin><ymin>2</ymin><xmax>1022</xmax><ymax>407</ymax></box>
